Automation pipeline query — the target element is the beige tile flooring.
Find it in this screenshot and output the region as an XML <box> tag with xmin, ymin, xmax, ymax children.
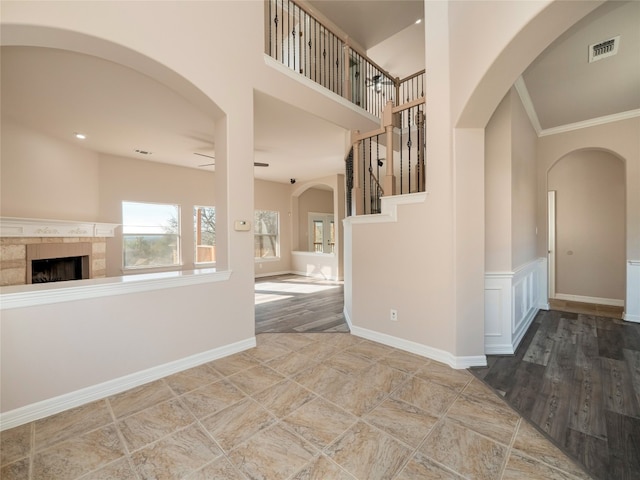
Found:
<box><xmin>1</xmin><ymin>333</ymin><xmax>594</xmax><ymax>480</ymax></box>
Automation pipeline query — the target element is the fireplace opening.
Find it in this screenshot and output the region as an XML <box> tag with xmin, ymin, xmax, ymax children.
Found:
<box><xmin>26</xmin><ymin>242</ymin><xmax>93</xmax><ymax>284</ymax></box>
<box><xmin>31</xmin><ymin>256</ymin><xmax>89</xmax><ymax>284</ymax></box>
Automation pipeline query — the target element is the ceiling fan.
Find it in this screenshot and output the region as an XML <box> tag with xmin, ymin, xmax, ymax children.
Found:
<box><xmin>194</xmin><ymin>152</ymin><xmax>269</xmax><ymax>168</ymax></box>
<box><xmin>365</xmin><ymin>74</ymin><xmax>394</xmax><ymax>93</ymax></box>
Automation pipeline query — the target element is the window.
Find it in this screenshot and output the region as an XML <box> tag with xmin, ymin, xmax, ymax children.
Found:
<box><xmin>194</xmin><ymin>206</ymin><xmax>215</xmax><ymax>264</ymax></box>
<box><xmin>122</xmin><ymin>201</ymin><xmax>180</xmax><ymax>269</ymax></box>
<box><xmin>254</xmin><ymin>210</ymin><xmax>279</xmax><ymax>259</ymax></box>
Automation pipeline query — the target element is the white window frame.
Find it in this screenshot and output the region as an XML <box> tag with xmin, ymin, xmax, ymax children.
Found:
<box><xmin>194</xmin><ymin>206</ymin><xmax>216</xmax><ymax>266</ymax></box>
<box><xmin>122</xmin><ymin>201</ymin><xmax>181</xmax><ymax>271</ymax></box>
<box><xmin>254</xmin><ymin>210</ymin><xmax>280</xmax><ymax>260</ymax></box>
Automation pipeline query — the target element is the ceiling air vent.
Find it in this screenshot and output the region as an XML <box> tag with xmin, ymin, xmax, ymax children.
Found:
<box><xmin>589</xmin><ymin>36</ymin><xmax>620</xmax><ymax>63</ymax></box>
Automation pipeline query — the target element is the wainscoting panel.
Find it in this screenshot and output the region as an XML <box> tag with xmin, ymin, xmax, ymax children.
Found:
<box><xmin>624</xmin><ymin>260</ymin><xmax>640</xmax><ymax>323</ymax></box>
<box><xmin>485</xmin><ymin>257</ymin><xmax>547</xmax><ymax>355</ymax></box>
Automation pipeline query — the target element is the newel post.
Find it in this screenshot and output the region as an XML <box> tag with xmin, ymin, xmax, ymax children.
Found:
<box><xmin>383</xmin><ymin>100</ymin><xmax>396</xmax><ymax>196</ymax></box>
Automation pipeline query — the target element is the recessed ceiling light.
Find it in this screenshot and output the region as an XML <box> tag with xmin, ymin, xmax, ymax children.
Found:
<box><xmin>415</xmin><ymin>18</ymin><xmax>422</xmax><ymax>24</ymax></box>
<box><xmin>74</xmin><ymin>132</ymin><xmax>86</xmax><ymax>140</ymax></box>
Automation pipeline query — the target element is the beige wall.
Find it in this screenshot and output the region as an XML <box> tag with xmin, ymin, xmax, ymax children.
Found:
<box><xmin>1</xmin><ymin>120</ymin><xmax>100</xmax><ymax>221</ymax></box>
<box><xmin>297</xmin><ymin>187</ymin><xmax>334</xmax><ymax>251</ymax></box>
<box><xmin>537</xmin><ymin>117</ymin><xmax>640</xmax><ymax>263</ymax></box>
<box><xmin>548</xmin><ymin>150</ymin><xmax>626</xmax><ymax>300</ymax></box>
<box><xmin>98</xmin><ymin>154</ymin><xmax>216</xmax><ymax>276</ymax></box>
<box><xmin>510</xmin><ymin>89</ymin><xmax>538</xmax><ymax>269</ymax></box>
<box><xmin>485</xmin><ymin>93</ymin><xmax>512</xmax><ymax>271</ymax></box>
<box><xmin>254</xmin><ymin>179</ymin><xmax>293</xmax><ymax>276</ymax></box>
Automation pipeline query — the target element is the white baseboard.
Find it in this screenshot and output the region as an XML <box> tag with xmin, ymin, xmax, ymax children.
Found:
<box><xmin>350</xmin><ymin>325</ymin><xmax>486</xmax><ymax>369</ymax></box>
<box><xmin>290</xmin><ymin>270</ymin><xmax>340</xmax><ymax>281</ymax></box>
<box><xmin>0</xmin><ymin>337</ymin><xmax>256</xmax><ymax>431</ymax></box>
<box><xmin>623</xmin><ymin>312</ymin><xmax>640</xmax><ymax>323</ymax></box>
<box><xmin>343</xmin><ymin>308</ymin><xmax>353</xmax><ymax>330</ymax></box>
<box><xmin>254</xmin><ymin>270</ymin><xmax>291</xmax><ymax>279</ymax></box>
<box><xmin>485</xmin><ymin>344</ymin><xmax>518</xmax><ymax>355</ymax></box>
<box><xmin>554</xmin><ymin>293</ymin><xmax>624</xmax><ymax>307</ymax></box>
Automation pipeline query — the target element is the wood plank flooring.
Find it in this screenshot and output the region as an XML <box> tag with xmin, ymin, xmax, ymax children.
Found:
<box><xmin>472</xmin><ymin>309</ymin><xmax>640</xmax><ymax>480</ymax></box>
<box><xmin>255</xmin><ymin>274</ymin><xmax>349</xmax><ymax>333</ymax></box>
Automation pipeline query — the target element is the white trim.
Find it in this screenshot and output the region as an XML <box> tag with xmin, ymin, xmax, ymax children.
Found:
<box><xmin>0</xmin><ymin>216</ymin><xmax>118</xmax><ymax>238</ymax></box>
<box><xmin>254</xmin><ymin>270</ymin><xmax>291</xmax><ymax>279</ymax></box>
<box><xmin>623</xmin><ymin>260</ymin><xmax>640</xmax><ymax>322</ymax></box>
<box><xmin>514</xmin><ymin>76</ymin><xmax>542</xmax><ymax>135</ymax></box>
<box><xmin>351</xmin><ymin>325</ymin><xmax>486</xmax><ymax>369</ymax></box>
<box><xmin>539</xmin><ymin>109</ymin><xmax>640</xmax><ymax>137</ymax></box>
<box><xmin>514</xmin><ymin>77</ymin><xmax>640</xmax><ymax>137</ymax></box>
<box><xmin>0</xmin><ymin>269</ymin><xmax>231</xmax><ymax>310</ymax></box>
<box><xmin>554</xmin><ymin>293</ymin><xmax>624</xmax><ymax>307</ymax></box>
<box><xmin>343</xmin><ymin>307</ymin><xmax>353</xmax><ymax>329</ymax></box>
<box><xmin>347</xmin><ymin>192</ymin><xmax>427</xmax><ymax>225</ymax></box>
<box><xmin>0</xmin><ymin>337</ymin><xmax>256</xmax><ymax>430</ymax></box>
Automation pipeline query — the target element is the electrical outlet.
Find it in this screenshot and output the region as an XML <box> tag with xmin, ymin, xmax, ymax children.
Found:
<box><xmin>390</xmin><ymin>309</ymin><xmax>398</xmax><ymax>321</ymax></box>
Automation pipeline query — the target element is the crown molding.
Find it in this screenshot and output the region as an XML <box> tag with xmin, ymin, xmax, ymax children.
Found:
<box><xmin>514</xmin><ymin>76</ymin><xmax>640</xmax><ymax>138</ymax></box>
<box><xmin>538</xmin><ymin>108</ymin><xmax>640</xmax><ymax>137</ymax></box>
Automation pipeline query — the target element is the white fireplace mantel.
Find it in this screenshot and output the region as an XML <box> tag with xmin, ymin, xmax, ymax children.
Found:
<box><xmin>0</xmin><ymin>217</ymin><xmax>119</xmax><ymax>238</ymax></box>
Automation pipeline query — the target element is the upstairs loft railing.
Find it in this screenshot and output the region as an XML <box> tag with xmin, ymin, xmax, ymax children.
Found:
<box><xmin>348</xmin><ymin>98</ymin><xmax>426</xmax><ymax>216</ymax></box>
<box><xmin>266</xmin><ymin>0</ymin><xmax>425</xmax><ymax>117</ymax></box>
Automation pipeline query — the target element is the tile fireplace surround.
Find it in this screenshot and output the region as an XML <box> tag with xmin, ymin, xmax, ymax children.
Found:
<box><xmin>0</xmin><ymin>217</ymin><xmax>118</xmax><ymax>286</ymax></box>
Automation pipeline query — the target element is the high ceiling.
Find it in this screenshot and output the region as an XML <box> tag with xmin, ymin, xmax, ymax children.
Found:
<box><xmin>520</xmin><ymin>0</ymin><xmax>640</xmax><ymax>133</ymax></box>
<box><xmin>1</xmin><ymin>1</ymin><xmax>638</xmax><ymax>185</ymax></box>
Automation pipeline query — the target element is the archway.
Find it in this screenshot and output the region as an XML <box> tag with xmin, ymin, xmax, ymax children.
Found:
<box><xmin>547</xmin><ymin>149</ymin><xmax>626</xmax><ymax>307</ymax></box>
<box><xmin>291</xmin><ymin>177</ymin><xmax>345</xmax><ymax>281</ymax></box>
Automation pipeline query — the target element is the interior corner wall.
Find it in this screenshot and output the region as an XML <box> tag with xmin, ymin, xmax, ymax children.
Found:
<box><xmin>485</xmin><ymin>92</ymin><xmax>512</xmax><ymax>271</ymax></box>
<box><xmin>484</xmin><ymin>88</ymin><xmax>543</xmax><ymax>355</ymax></box>
<box><xmin>510</xmin><ymin>89</ymin><xmax>538</xmax><ymax>269</ymax></box>
<box><xmin>0</xmin><ymin>120</ymin><xmax>100</xmax><ymax>221</ymax></box>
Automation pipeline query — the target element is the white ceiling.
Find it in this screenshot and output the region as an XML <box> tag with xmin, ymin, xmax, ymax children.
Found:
<box><xmin>1</xmin><ymin>1</ymin><xmax>637</xmax><ymax>185</ymax></box>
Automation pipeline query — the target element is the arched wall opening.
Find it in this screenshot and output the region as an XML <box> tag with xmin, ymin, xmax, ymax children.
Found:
<box><xmin>291</xmin><ymin>177</ymin><xmax>345</xmax><ymax>281</ymax></box>
<box><xmin>1</xmin><ymin>25</ymin><xmax>230</xmax><ymax>272</ymax></box>
<box><xmin>547</xmin><ymin>149</ymin><xmax>626</xmax><ymax>306</ymax></box>
<box><xmin>439</xmin><ymin>0</ymin><xmax>607</xmax><ymax>356</ymax></box>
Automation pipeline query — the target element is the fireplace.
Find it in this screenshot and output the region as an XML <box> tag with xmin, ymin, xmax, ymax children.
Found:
<box><xmin>26</xmin><ymin>242</ymin><xmax>92</xmax><ymax>284</ymax></box>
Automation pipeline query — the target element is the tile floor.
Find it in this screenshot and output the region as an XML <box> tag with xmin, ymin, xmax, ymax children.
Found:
<box><xmin>1</xmin><ymin>333</ymin><xmax>594</xmax><ymax>479</ymax></box>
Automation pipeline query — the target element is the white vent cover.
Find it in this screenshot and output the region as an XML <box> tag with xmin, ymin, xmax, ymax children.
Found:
<box><xmin>589</xmin><ymin>36</ymin><xmax>620</xmax><ymax>63</ymax></box>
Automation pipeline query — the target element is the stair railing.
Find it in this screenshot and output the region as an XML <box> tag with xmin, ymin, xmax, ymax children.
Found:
<box><xmin>347</xmin><ymin>98</ymin><xmax>426</xmax><ymax>216</ymax></box>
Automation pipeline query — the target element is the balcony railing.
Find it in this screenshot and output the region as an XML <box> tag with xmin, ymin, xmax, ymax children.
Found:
<box><xmin>266</xmin><ymin>0</ymin><xmax>424</xmax><ymax>117</ymax></box>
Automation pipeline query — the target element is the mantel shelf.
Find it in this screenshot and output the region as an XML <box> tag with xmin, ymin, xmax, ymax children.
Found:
<box><xmin>0</xmin><ymin>217</ymin><xmax>119</xmax><ymax>238</ymax></box>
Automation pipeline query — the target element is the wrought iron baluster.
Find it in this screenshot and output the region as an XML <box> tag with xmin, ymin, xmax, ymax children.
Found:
<box><xmin>407</xmin><ymin>107</ymin><xmax>412</xmax><ymax>192</ymax></box>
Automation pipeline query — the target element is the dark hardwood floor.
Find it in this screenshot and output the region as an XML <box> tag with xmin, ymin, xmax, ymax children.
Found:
<box><xmin>255</xmin><ymin>274</ymin><xmax>349</xmax><ymax>333</ymax></box>
<box><xmin>472</xmin><ymin>309</ymin><xmax>640</xmax><ymax>480</ymax></box>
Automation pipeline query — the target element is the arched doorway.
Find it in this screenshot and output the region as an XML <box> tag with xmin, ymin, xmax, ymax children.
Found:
<box><xmin>548</xmin><ymin>149</ymin><xmax>626</xmax><ymax>307</ymax></box>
